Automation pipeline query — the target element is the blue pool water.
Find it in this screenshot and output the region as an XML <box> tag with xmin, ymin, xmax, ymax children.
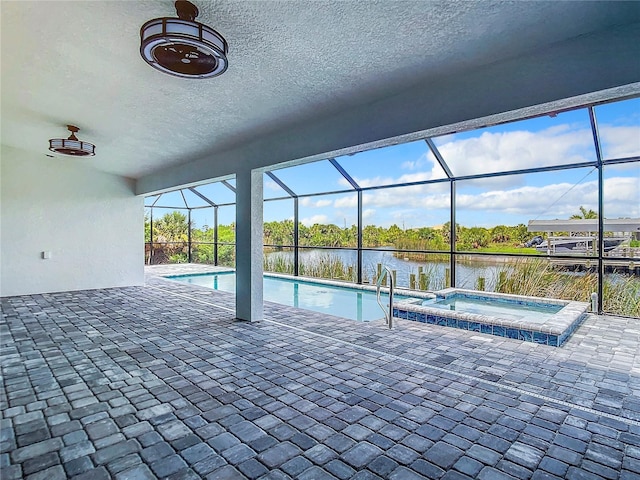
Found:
<box><xmin>169</xmin><ymin>273</ymin><xmax>401</xmax><ymax>322</ymax></box>
<box><xmin>422</xmin><ymin>293</ymin><xmax>562</xmax><ymax>324</ymax></box>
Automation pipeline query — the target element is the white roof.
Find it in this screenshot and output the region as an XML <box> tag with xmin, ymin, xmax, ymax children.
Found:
<box><xmin>528</xmin><ymin>219</ymin><xmax>640</xmax><ymax>232</ymax></box>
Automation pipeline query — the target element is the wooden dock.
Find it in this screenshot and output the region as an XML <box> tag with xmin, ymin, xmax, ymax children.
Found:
<box><xmin>549</xmin><ymin>257</ymin><xmax>639</xmax><ymax>274</ymax></box>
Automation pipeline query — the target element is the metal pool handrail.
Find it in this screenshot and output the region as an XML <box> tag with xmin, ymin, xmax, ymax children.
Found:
<box><xmin>376</xmin><ymin>265</ymin><xmax>395</xmax><ymax>329</ymax></box>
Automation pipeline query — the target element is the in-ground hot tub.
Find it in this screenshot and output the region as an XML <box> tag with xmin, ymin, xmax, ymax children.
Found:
<box><xmin>393</xmin><ymin>288</ymin><xmax>589</xmax><ymax>347</ymax></box>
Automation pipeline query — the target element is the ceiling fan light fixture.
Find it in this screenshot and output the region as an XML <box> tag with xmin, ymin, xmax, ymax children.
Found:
<box><xmin>140</xmin><ymin>0</ymin><xmax>228</xmax><ymax>79</ymax></box>
<box><xmin>48</xmin><ymin>125</ymin><xmax>95</xmax><ymax>157</ymax></box>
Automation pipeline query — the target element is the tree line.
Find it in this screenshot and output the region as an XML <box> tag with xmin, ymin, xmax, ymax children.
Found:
<box><xmin>146</xmin><ymin>210</ymin><xmax>542</xmax><ymax>264</ymax></box>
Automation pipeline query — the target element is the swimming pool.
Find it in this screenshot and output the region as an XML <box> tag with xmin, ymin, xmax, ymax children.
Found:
<box><xmin>421</xmin><ymin>294</ymin><xmax>562</xmax><ymax>324</ymax></box>
<box><xmin>394</xmin><ymin>288</ymin><xmax>589</xmax><ymax>346</ymax></box>
<box><xmin>168</xmin><ymin>272</ymin><xmax>400</xmax><ymax>322</ymax></box>
<box><xmin>168</xmin><ymin>272</ymin><xmax>588</xmax><ymax>346</ymax></box>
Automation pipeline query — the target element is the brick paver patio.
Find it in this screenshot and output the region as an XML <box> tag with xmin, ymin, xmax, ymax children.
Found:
<box><xmin>2</xmin><ymin>266</ymin><xmax>640</xmax><ymax>479</ymax></box>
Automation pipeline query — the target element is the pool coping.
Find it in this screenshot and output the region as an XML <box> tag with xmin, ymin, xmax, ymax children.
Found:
<box><xmin>392</xmin><ymin>288</ymin><xmax>589</xmax><ymax>346</ymax></box>
<box><xmin>164</xmin><ymin>271</ymin><xmax>405</xmax><ymax>322</ymax></box>
<box><xmin>162</xmin><ymin>270</ymin><xmax>589</xmax><ymax>346</ymax></box>
<box><xmin>166</xmin><ymin>270</ymin><xmax>410</xmax><ymax>296</ymax></box>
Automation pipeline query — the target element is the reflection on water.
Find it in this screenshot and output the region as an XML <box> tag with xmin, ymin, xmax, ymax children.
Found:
<box><xmin>267</xmin><ymin>249</ymin><xmax>508</xmax><ymax>290</ymax></box>
<box><xmin>424</xmin><ymin>295</ymin><xmax>561</xmax><ymax>324</ymax></box>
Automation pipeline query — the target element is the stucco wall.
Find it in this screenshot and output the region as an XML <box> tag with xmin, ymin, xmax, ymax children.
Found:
<box><xmin>0</xmin><ymin>146</ymin><xmax>144</xmax><ymax>296</ymax></box>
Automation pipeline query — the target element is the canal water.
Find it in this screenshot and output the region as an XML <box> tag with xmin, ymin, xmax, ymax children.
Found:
<box><xmin>266</xmin><ymin>248</ymin><xmax>509</xmax><ymax>291</ymax></box>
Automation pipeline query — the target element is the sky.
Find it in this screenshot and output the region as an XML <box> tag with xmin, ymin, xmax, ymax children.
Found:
<box><xmin>147</xmin><ymin>97</ymin><xmax>640</xmax><ymax>231</ymax></box>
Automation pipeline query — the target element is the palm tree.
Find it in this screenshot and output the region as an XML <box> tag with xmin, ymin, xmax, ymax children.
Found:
<box><xmin>570</xmin><ymin>206</ymin><xmax>598</xmax><ymax>219</ymax></box>
<box><xmin>569</xmin><ymin>206</ymin><xmax>598</xmax><ymax>239</ymax></box>
<box><xmin>153</xmin><ymin>211</ymin><xmax>190</xmax><ymax>263</ymax></box>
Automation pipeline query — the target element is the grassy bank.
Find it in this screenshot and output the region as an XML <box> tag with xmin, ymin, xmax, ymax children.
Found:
<box><xmin>264</xmin><ymin>254</ymin><xmax>357</xmax><ymax>282</ymax></box>
<box><xmin>264</xmin><ymin>253</ymin><xmax>640</xmax><ymax>317</ymax></box>
<box><xmin>494</xmin><ymin>259</ymin><xmax>639</xmax><ymax>317</ymax></box>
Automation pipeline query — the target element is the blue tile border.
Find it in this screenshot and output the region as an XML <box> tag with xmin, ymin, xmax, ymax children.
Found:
<box><xmin>519</xmin><ymin>330</ymin><xmax>533</xmax><ymax>342</ymax></box>
<box><xmin>506</xmin><ymin>328</ymin><xmax>519</xmax><ymax>339</ymax></box>
<box><xmin>533</xmin><ymin>331</ymin><xmax>548</xmax><ymax>344</ymax></box>
<box><xmin>395</xmin><ymin>308</ymin><xmax>587</xmax><ymax>347</ymax></box>
<box><xmin>393</xmin><ymin>288</ymin><xmax>589</xmax><ymax>347</ymax></box>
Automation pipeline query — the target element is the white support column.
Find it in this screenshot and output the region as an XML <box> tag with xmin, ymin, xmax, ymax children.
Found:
<box><xmin>235</xmin><ymin>167</ymin><xmax>264</xmax><ymax>322</ymax></box>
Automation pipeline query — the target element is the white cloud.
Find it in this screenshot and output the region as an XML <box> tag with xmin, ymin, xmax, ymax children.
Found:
<box><xmin>300</xmin><ymin>198</ymin><xmax>333</xmax><ymax>208</ymax></box>
<box><xmin>334</xmin><ymin>196</ymin><xmax>358</xmax><ymax>208</ymax></box>
<box><xmin>354</xmin><ymin>169</ymin><xmax>446</xmax><ymax>188</ymax></box>
<box><xmin>455</xmin><ymin>176</ymin><xmax>637</xmax><ymax>219</ymax></box>
<box><xmin>337</xmin><ymin>177</ymin><xmax>355</xmax><ymax>189</ymax></box>
<box><xmin>334</xmin><ymin>152</ymin><xmax>447</xmax><ymax>189</ymax></box>
<box><xmin>362</xmin><ymin>209</ymin><xmax>376</xmax><ymax>219</ymax></box>
<box><xmin>300</xmin><ymin>214</ymin><xmax>329</xmax><ymax>226</ymax></box>
<box><xmin>603</xmin><ymin>177</ymin><xmax>639</xmax><ymax>217</ymax></box>
<box><xmin>401</xmin><ymin>152</ymin><xmax>436</xmax><ymax>171</ymax></box>
<box><xmin>457</xmin><ymin>182</ymin><xmax>592</xmax><ymax>217</ymax></box>
<box><xmin>332</xmin><ymin>184</ymin><xmax>450</xmax><ymax>212</ymax></box>
<box><xmin>598</xmin><ymin>125</ymin><xmax>640</xmax><ymax>159</ymax></box>
<box><xmin>352</xmin><ymin>176</ymin><xmax>638</xmax><ymax>228</ymax></box>
<box><xmin>281</xmin><ymin>122</ymin><xmax>638</xmax><ymax>228</ymax></box>
<box><xmin>264</xmin><ymin>179</ymin><xmax>283</xmax><ymax>192</ymax></box>
<box><xmin>362</xmin><ymin>186</ymin><xmax>450</xmax><ymax>209</ymax></box>
<box><xmin>436</xmin><ymin>126</ymin><xmax>594</xmax><ymax>178</ymax></box>
<box><xmin>342</xmin><ymin>123</ymin><xmax>595</xmax><ymax>191</ymax></box>
<box><xmin>330</xmin><ymin>124</ymin><xmax>636</xmax><ymax>196</ymax></box>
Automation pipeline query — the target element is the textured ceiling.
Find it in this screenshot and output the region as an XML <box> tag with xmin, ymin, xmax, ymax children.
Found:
<box><xmin>1</xmin><ymin>1</ymin><xmax>639</xmax><ymax>181</ymax></box>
